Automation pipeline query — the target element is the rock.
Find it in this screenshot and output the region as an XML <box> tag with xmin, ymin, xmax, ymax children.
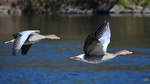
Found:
<box><xmin>58</xmin><ymin>7</ymin><xmax>93</xmax><ymax>15</ymax></box>
<box><xmin>0</xmin><ymin>5</ymin><xmax>11</xmax><ymax>14</ymax></box>
<box><xmin>0</xmin><ymin>5</ymin><xmax>22</xmax><ymax>15</ymax></box>
<box><xmin>143</xmin><ymin>6</ymin><xmax>150</xmax><ymax>14</ymax></box>
<box><xmin>11</xmin><ymin>8</ymin><xmax>22</xmax><ymax>15</ymax></box>
<box><xmin>110</xmin><ymin>5</ymin><xmax>122</xmax><ymax>13</ymax></box>
<box><xmin>129</xmin><ymin>5</ymin><xmax>143</xmax><ymax>13</ymax></box>
<box><xmin>111</xmin><ymin>5</ymin><xmax>144</xmax><ymax>14</ymax></box>
<box><xmin>86</xmin><ymin>9</ymin><xmax>93</xmax><ymax>15</ymax></box>
<box><xmin>110</xmin><ymin>5</ymin><xmax>132</xmax><ymax>14</ymax></box>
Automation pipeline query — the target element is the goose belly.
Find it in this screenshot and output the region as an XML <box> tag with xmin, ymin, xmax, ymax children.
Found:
<box><xmin>101</xmin><ymin>53</ymin><xmax>116</xmax><ymax>61</ymax></box>
<box><xmin>24</xmin><ymin>34</ymin><xmax>44</xmax><ymax>45</ymax></box>
<box><xmin>24</xmin><ymin>40</ymin><xmax>39</xmax><ymax>45</ymax></box>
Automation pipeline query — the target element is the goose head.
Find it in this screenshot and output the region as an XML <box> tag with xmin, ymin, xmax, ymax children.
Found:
<box><xmin>115</xmin><ymin>50</ymin><xmax>133</xmax><ymax>56</ymax></box>
<box><xmin>45</xmin><ymin>35</ymin><xmax>60</xmax><ymax>40</ymax></box>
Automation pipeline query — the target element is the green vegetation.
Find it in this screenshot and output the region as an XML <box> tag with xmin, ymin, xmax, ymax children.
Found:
<box><xmin>17</xmin><ymin>0</ymin><xmax>150</xmax><ymax>14</ymax></box>
<box><xmin>26</xmin><ymin>0</ymin><xmax>150</xmax><ymax>11</ymax></box>
<box><xmin>120</xmin><ymin>0</ymin><xmax>130</xmax><ymax>7</ymax></box>
<box><xmin>119</xmin><ymin>0</ymin><xmax>150</xmax><ymax>7</ymax></box>
<box><xmin>1</xmin><ymin>0</ymin><xmax>150</xmax><ymax>8</ymax></box>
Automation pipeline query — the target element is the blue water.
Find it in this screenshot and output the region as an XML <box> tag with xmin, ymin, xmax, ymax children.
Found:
<box><xmin>0</xmin><ymin>41</ymin><xmax>150</xmax><ymax>84</ymax></box>
<box><xmin>0</xmin><ymin>15</ymin><xmax>150</xmax><ymax>84</ymax></box>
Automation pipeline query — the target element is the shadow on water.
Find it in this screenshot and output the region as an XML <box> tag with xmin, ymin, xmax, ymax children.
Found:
<box><xmin>0</xmin><ymin>15</ymin><xmax>150</xmax><ymax>84</ymax></box>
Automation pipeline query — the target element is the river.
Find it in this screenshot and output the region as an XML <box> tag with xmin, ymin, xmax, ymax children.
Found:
<box><xmin>0</xmin><ymin>14</ymin><xmax>150</xmax><ymax>84</ymax></box>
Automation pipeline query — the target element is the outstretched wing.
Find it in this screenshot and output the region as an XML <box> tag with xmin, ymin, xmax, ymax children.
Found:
<box><xmin>83</xmin><ymin>35</ymin><xmax>104</xmax><ymax>56</ymax></box>
<box><xmin>98</xmin><ymin>22</ymin><xmax>111</xmax><ymax>52</ymax></box>
<box><xmin>83</xmin><ymin>21</ymin><xmax>110</xmax><ymax>57</ymax></box>
<box><xmin>13</xmin><ymin>30</ymin><xmax>40</xmax><ymax>55</ymax></box>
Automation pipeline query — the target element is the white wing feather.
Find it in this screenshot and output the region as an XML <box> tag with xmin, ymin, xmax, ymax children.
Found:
<box><xmin>98</xmin><ymin>23</ymin><xmax>111</xmax><ymax>52</ymax></box>
<box><xmin>14</xmin><ymin>30</ymin><xmax>40</xmax><ymax>55</ymax></box>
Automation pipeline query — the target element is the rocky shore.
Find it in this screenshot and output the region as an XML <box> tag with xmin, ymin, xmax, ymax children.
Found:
<box><xmin>0</xmin><ymin>5</ymin><xmax>21</xmax><ymax>15</ymax></box>
<box><xmin>57</xmin><ymin>5</ymin><xmax>150</xmax><ymax>15</ymax></box>
<box><xmin>0</xmin><ymin>5</ymin><xmax>150</xmax><ymax>15</ymax></box>
<box><xmin>1</xmin><ymin>5</ymin><xmax>150</xmax><ymax>15</ymax></box>
<box><xmin>110</xmin><ymin>5</ymin><xmax>150</xmax><ymax>14</ymax></box>
<box><xmin>0</xmin><ymin>0</ymin><xmax>150</xmax><ymax>15</ymax></box>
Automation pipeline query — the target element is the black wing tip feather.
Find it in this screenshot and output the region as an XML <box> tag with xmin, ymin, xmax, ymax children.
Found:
<box><xmin>21</xmin><ymin>45</ymin><xmax>32</xmax><ymax>55</ymax></box>
<box><xmin>94</xmin><ymin>21</ymin><xmax>108</xmax><ymax>39</ymax></box>
<box><xmin>12</xmin><ymin>45</ymin><xmax>32</xmax><ymax>56</ymax></box>
<box><xmin>13</xmin><ymin>33</ymin><xmax>21</xmax><ymax>39</ymax></box>
<box><xmin>98</xmin><ymin>20</ymin><xmax>109</xmax><ymax>31</ymax></box>
<box><xmin>21</xmin><ymin>50</ymin><xmax>28</xmax><ymax>55</ymax></box>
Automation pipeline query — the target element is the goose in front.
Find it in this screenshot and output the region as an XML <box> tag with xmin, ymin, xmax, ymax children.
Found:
<box><xmin>4</xmin><ymin>30</ymin><xmax>60</xmax><ymax>56</ymax></box>
<box><xmin>70</xmin><ymin>21</ymin><xmax>133</xmax><ymax>64</ymax></box>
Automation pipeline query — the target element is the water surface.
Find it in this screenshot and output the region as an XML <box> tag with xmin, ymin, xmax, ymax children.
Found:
<box><xmin>0</xmin><ymin>15</ymin><xmax>150</xmax><ymax>84</ymax></box>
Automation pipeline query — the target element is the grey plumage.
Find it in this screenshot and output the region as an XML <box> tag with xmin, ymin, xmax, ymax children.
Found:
<box><xmin>5</xmin><ymin>30</ymin><xmax>60</xmax><ymax>56</ymax></box>
<box><xmin>71</xmin><ymin>20</ymin><xmax>133</xmax><ymax>64</ymax></box>
<box><xmin>12</xmin><ymin>30</ymin><xmax>40</xmax><ymax>55</ymax></box>
<box><xmin>83</xmin><ymin>21</ymin><xmax>109</xmax><ymax>60</ymax></box>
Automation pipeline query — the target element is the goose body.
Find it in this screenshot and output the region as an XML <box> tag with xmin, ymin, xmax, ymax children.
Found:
<box><xmin>70</xmin><ymin>21</ymin><xmax>133</xmax><ymax>64</ymax></box>
<box><xmin>5</xmin><ymin>30</ymin><xmax>60</xmax><ymax>55</ymax></box>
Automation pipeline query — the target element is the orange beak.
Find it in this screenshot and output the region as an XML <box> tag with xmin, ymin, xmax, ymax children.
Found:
<box><xmin>127</xmin><ymin>51</ymin><xmax>133</xmax><ymax>55</ymax></box>
<box><xmin>54</xmin><ymin>36</ymin><xmax>60</xmax><ymax>40</ymax></box>
<box><xmin>70</xmin><ymin>57</ymin><xmax>81</xmax><ymax>61</ymax></box>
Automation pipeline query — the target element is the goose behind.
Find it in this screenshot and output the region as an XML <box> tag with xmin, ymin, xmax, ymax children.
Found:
<box><xmin>5</xmin><ymin>30</ymin><xmax>60</xmax><ymax>56</ymax></box>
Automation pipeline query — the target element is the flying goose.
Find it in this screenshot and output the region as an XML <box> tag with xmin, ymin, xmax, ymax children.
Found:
<box><xmin>70</xmin><ymin>21</ymin><xmax>133</xmax><ymax>64</ymax></box>
<box><xmin>5</xmin><ymin>30</ymin><xmax>60</xmax><ymax>56</ymax></box>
